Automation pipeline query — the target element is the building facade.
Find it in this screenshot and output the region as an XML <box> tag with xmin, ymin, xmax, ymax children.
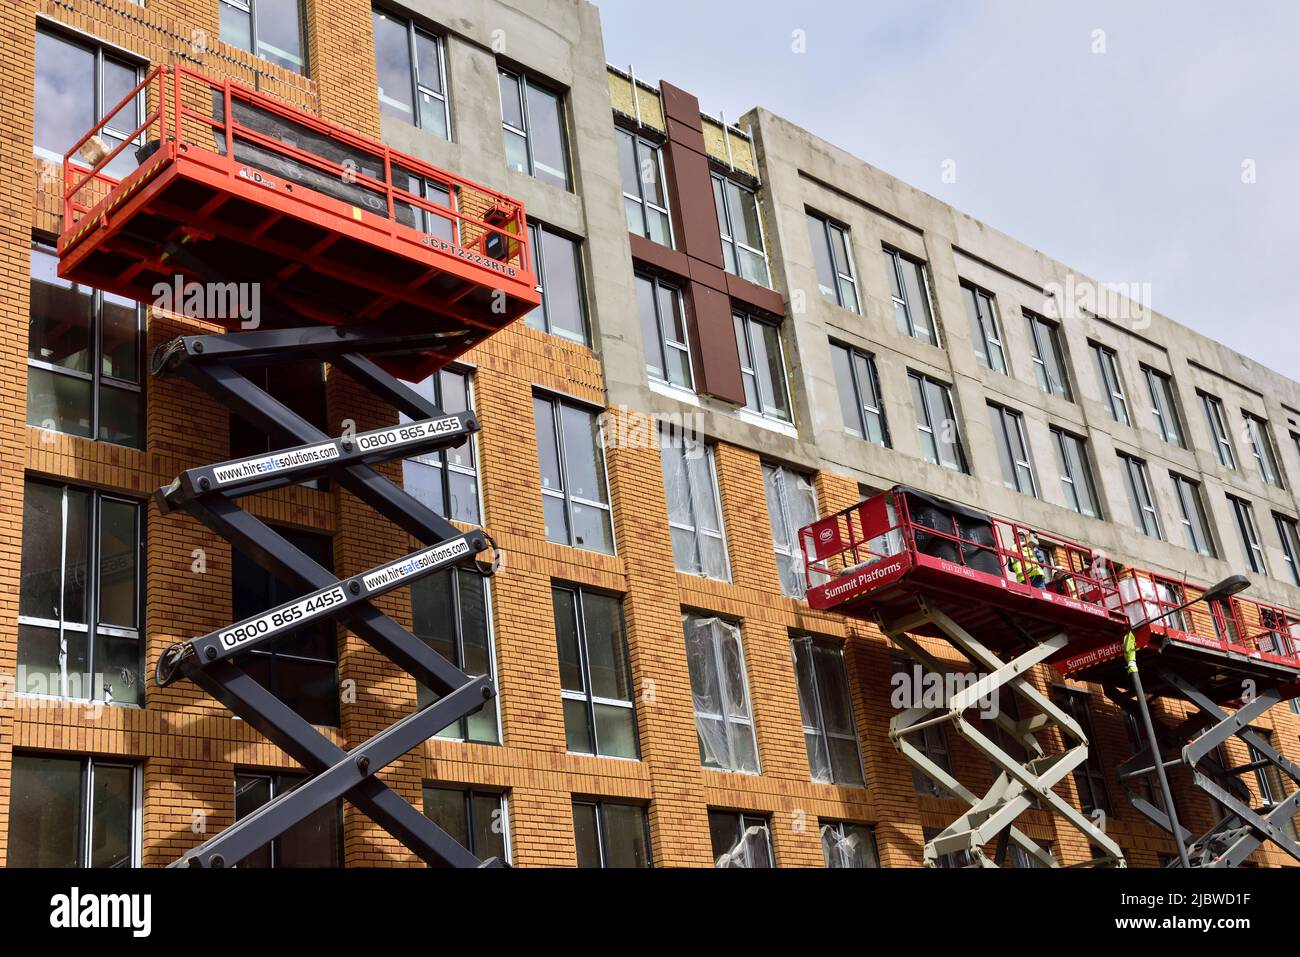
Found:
<box><xmin>1</xmin><ymin>0</ymin><xmax>1298</xmax><ymax>868</ymax></box>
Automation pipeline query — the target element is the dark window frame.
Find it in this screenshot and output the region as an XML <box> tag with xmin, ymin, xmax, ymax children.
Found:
<box><xmin>371</xmin><ymin>6</ymin><xmax>449</xmax><ymax>137</ymax></box>
<box><xmin>220</xmin><ymin>0</ymin><xmax>309</xmax><ymax>75</ymax></box>
<box><xmin>553</xmin><ymin>584</ymin><xmax>639</xmax><ymax>759</ymax></box>
<box><xmin>18</xmin><ymin>478</ymin><xmax>145</xmax><ymax>706</ymax></box>
<box><xmin>8</xmin><ymin>752</ymin><xmax>139</xmax><ymax>868</ymax></box>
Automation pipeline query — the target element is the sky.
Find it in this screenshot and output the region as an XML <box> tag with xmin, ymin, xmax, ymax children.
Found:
<box><xmin>595</xmin><ymin>0</ymin><xmax>1300</xmax><ymax>382</ymax></box>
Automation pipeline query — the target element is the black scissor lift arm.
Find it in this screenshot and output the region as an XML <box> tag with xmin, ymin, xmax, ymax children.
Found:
<box><xmin>154</xmin><ymin>314</ymin><xmax>504</xmax><ymax>868</ymax></box>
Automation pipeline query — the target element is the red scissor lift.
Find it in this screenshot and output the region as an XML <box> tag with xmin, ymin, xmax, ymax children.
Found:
<box><xmin>801</xmin><ymin>487</ymin><xmax>1300</xmax><ymax>867</ymax></box>
<box><xmin>58</xmin><ymin>65</ymin><xmax>539</xmax><ymax>867</ymax></box>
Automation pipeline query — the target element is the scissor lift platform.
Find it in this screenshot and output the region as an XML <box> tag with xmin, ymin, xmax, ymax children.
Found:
<box><xmin>56</xmin><ymin>66</ymin><xmax>541</xmax><ymax>867</ymax></box>
<box><xmin>58</xmin><ymin>65</ymin><xmax>538</xmax><ymax>380</ymax></box>
<box><xmin>802</xmin><ymin>486</ymin><xmax>1300</xmax><ymax>867</ymax></box>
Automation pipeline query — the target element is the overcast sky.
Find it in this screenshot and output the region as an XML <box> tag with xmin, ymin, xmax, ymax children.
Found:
<box><xmin>596</xmin><ymin>0</ymin><xmax>1300</xmax><ymax>382</ymax></box>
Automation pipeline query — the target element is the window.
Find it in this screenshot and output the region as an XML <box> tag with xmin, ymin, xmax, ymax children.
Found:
<box><xmin>884</xmin><ymin>247</ymin><xmax>937</xmax><ymax>345</ymax></box>
<box><xmin>821</xmin><ymin>821</ymin><xmax>879</xmax><ymax>868</ymax></box>
<box><xmin>1025</xmin><ymin>312</ymin><xmax>1071</xmax><ymax>400</ymax></box>
<box><xmin>1142</xmin><ymin>366</ymin><xmax>1184</xmax><ymax>447</ymax></box>
<box><xmin>401</xmin><ymin>368</ymin><xmax>479</xmax><ymax>524</ymax></box>
<box><xmin>661</xmin><ymin>433</ymin><xmax>729</xmax><ymax>580</ymax></box>
<box><xmin>231</xmin><ymin>529</ymin><xmax>338</xmax><ymax>726</ymax></box>
<box><xmin>806</xmin><ymin>213</ymin><xmax>859</xmax><ymax>312</ymax></box>
<box><xmin>1093</xmin><ymin>344</ymin><xmax>1130</xmax><ymax>425</ymax></box>
<box><xmin>1051</xmin><ymin>428</ymin><xmax>1100</xmax><ymax>518</ymax></box>
<box><xmin>8</xmin><ymin>755</ymin><xmax>136</xmax><ymax>868</ymax></box>
<box><xmin>909</xmin><ymin>373</ymin><xmax>966</xmax><ymax>472</ymax></box>
<box><xmin>1247</xmin><ymin>733</ymin><xmax>1299</xmax><ymax>844</ymax></box>
<box><xmin>1051</xmin><ymin>686</ymin><xmax>1110</xmax><ymax>815</ymax></box>
<box><xmin>34</xmin><ymin>29</ymin><xmax>143</xmax><ymax>178</ymax></box>
<box><xmin>1154</xmin><ymin>578</ymin><xmax>1191</xmax><ymax>632</ymax></box>
<box><xmin>1243</xmin><ymin>412</ymin><xmax>1284</xmax><ymax>488</ymax></box>
<box><xmin>524</xmin><ymin>223</ymin><xmax>587</xmax><ymax>344</ymax></box>
<box><xmin>499</xmin><ymin>69</ymin><xmax>569</xmax><ymax>190</ymax></box>
<box><xmin>988</xmin><ymin>404</ymin><xmax>1037</xmax><ymax>497</ymax></box>
<box><xmin>763</xmin><ymin>463</ymin><xmax>819</xmax><ymax>598</ymax></box>
<box><xmin>229</xmin><ymin>364</ymin><xmax>327</xmax><ymax>487</ymax></box>
<box><xmin>792</xmin><ymin>636</ymin><xmax>864</xmax><ymax>786</ymax></box>
<box><xmin>371</xmin><ymin>9</ymin><xmax>448</xmax><ymax>137</ymax></box>
<box><xmin>423</xmin><ymin>786</ymin><xmax>509</xmax><ymax>863</ymax></box>
<box><xmin>1275</xmin><ymin>514</ymin><xmax>1300</xmax><ymax>587</ymax></box>
<box><xmin>1229</xmin><ymin>494</ymin><xmax>1268</xmax><ymax>574</ymax></box>
<box><xmin>960</xmin><ymin>282</ymin><xmax>1007</xmax><ymax>373</ymax></box>
<box><xmin>714</xmin><ymin>174</ymin><xmax>769</xmax><ymax>286</ymax></box>
<box><xmin>19</xmin><ymin>481</ymin><xmax>142</xmax><ymax>705</ymax></box>
<box><xmin>708</xmin><ymin>810</ymin><xmax>773</xmax><ymax>867</ymax></box>
<box><xmin>830</xmin><ymin>343</ymin><xmax>889</xmax><ymax>446</ymax></box>
<box><xmin>572</xmin><ymin>800</ymin><xmax>652</xmax><ymax>868</ymax></box>
<box><xmin>534</xmin><ymin>395</ymin><xmax>614</xmax><ymax>554</ymax></box>
<box><xmin>412</xmin><ymin>567</ymin><xmax>498</xmax><ymax>743</ymax></box>
<box><xmin>683</xmin><ymin>615</ymin><xmax>759</xmax><ymax>774</ymax></box>
<box><xmin>734</xmin><ymin>312</ymin><xmax>791</xmax><ymax>422</ymax></box>
<box><xmin>1200</xmin><ymin>392</ymin><xmax>1236</xmax><ymax>469</ymax></box>
<box><xmin>1119</xmin><ymin>453</ymin><xmax>1162</xmax><ymax>539</ymax></box>
<box><xmin>28</xmin><ymin>242</ymin><xmax>143</xmax><ymax>448</ymax></box>
<box><xmin>637</xmin><ymin>274</ymin><xmax>693</xmax><ymax>391</ymax></box>
<box><xmin>1169</xmin><ymin>473</ymin><xmax>1216</xmax><ymax>557</ymax></box>
<box><xmin>234</xmin><ymin>771</ymin><xmax>341</xmax><ymax>867</ymax></box>
<box><xmin>220</xmin><ymin>0</ymin><xmax>306</xmax><ymax>74</ymax></box>
<box><xmin>891</xmin><ymin>658</ymin><xmax>950</xmax><ymax>796</ymax></box>
<box><xmin>617</xmin><ymin>129</ymin><xmax>671</xmax><ymax>245</ymax></box>
<box><xmin>554</xmin><ymin>586</ymin><xmax>638</xmax><ymax>759</ymax></box>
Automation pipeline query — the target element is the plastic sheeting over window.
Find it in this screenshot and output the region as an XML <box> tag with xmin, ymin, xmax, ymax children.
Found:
<box><xmin>763</xmin><ymin>462</ymin><xmax>818</xmax><ymax>597</ymax></box>
<box><xmin>661</xmin><ymin>433</ymin><xmax>730</xmax><ymax>581</ymax></box>
<box><xmin>715</xmin><ymin>824</ymin><xmax>773</xmax><ymax>868</ymax></box>
<box><xmin>821</xmin><ymin>822</ymin><xmax>879</xmax><ymax>868</ymax></box>
<box><xmin>683</xmin><ymin>615</ymin><xmax>760</xmax><ymax>774</ymax></box>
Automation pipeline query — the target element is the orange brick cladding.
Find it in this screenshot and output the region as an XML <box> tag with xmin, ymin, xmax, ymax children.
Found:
<box><xmin>1</xmin><ymin>0</ymin><xmax>1297</xmax><ymax>871</ymax></box>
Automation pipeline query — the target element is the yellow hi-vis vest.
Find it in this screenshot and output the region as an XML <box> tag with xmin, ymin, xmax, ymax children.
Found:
<box><xmin>1009</xmin><ymin>542</ymin><xmax>1045</xmax><ymax>584</ymax></box>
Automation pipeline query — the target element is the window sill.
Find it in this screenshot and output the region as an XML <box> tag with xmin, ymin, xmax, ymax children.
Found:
<box><xmin>565</xmin><ymin>751</ymin><xmax>642</xmax><ymax>763</ymax></box>
<box><xmin>15</xmin><ymin>692</ymin><xmax>142</xmax><ymax>710</ymax></box>
<box><xmin>735</xmin><ymin>407</ymin><xmax>797</xmax><ymax>438</ymax></box>
<box><xmin>647</xmin><ymin>377</ymin><xmax>700</xmax><ymax>405</ymax></box>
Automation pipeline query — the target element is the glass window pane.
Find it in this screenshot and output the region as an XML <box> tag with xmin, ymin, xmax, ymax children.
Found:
<box><xmin>807</xmin><ymin>215</ymin><xmax>837</xmax><ymax>300</ymax></box>
<box><xmin>542</xmin><ymin>495</ymin><xmax>570</xmax><ymax>547</ymax></box>
<box><xmin>559</xmin><ymin>404</ymin><xmax>606</xmax><ymax>503</ymax></box>
<box><xmin>29</xmin><ymin>245</ymin><xmax>93</xmax><ymax>372</ymax></box>
<box><xmin>89</xmin><ymin>764</ymin><xmax>133</xmax><ymax>868</ymax></box>
<box><xmin>830</xmin><ymin>345</ymin><xmax>860</xmax><ymax>434</ymax></box>
<box><xmin>498</xmin><ymin>71</ymin><xmax>524</xmax><ymax>129</ymax></box>
<box><xmin>276</xmin><ymin>786</ymin><xmax>340</xmax><ymax>867</ymax></box>
<box><xmin>901</xmin><ymin>259</ymin><xmax>933</xmax><ymax>342</ymax></box>
<box><xmin>539</xmin><ymin>230</ymin><xmax>583</xmax><ymax>340</ymax></box>
<box><xmin>504</xmin><ymin>129</ymin><xmax>529</xmax><ymax>176</ymax></box>
<box><xmin>233</xmin><ymin>774</ymin><xmax>273</xmax><ymax>868</ymax></box>
<box><xmin>563</xmin><ymin>697</ymin><xmax>594</xmax><ymax>753</ymax></box>
<box><xmin>471</xmin><ymin>793</ymin><xmax>507</xmax><ymax>861</ymax></box>
<box><xmin>533</xmin><ymin>398</ymin><xmax>562</xmax><ymax>492</ymax></box>
<box><xmin>593</xmin><ymin>703</ymin><xmax>638</xmax><ymax>759</ymax></box>
<box><xmin>617</xmin><ymin>129</ymin><xmax>640</xmax><ymax>198</ymax></box>
<box><xmin>570</xmin><ymin>501</ymin><xmax>613</xmax><ymax>554</ymax></box>
<box><xmin>373</xmin><ymin>11</ymin><xmax>414</xmax><ymax>121</ymax></box>
<box><xmin>98</xmin><ymin>499</ymin><xmax>138</xmax><ymax>629</ymax></box>
<box><xmin>34</xmin><ymin>31</ymin><xmax>96</xmax><ymax>163</ymax></box>
<box><xmin>220</xmin><ymin>2</ymin><xmax>253</xmax><ymax>57</ymax></box>
<box><xmin>254</xmin><ymin>0</ymin><xmax>305</xmax><ymax>73</ymax></box>
<box><xmin>414</xmin><ymin>32</ymin><xmax>442</xmax><ymax>94</ymax></box>
<box><xmin>637</xmin><ymin>275</ymin><xmax>663</xmax><ymax>378</ymax></box>
<box><xmin>423</xmin><ymin>786</ymin><xmax>470</xmax><ymax>849</ymax></box>
<box><xmin>99</xmin><ymin>385</ymin><xmax>143</xmax><ymax>449</ymax></box>
<box><xmin>20</xmin><ymin>481</ymin><xmax>64</xmax><ymax>621</ymax></box>
<box><xmin>582</xmin><ymin>593</ymin><xmax>629</xmax><ymax>701</ymax></box>
<box><xmin>9</xmin><ymin>755</ymin><xmax>83</xmax><ymax>867</ymax></box>
<box><xmin>572</xmin><ymin>802</ymin><xmax>601</xmax><ymax>867</ymax></box>
<box><xmin>600</xmin><ymin>804</ymin><xmax>650</xmax><ymax>867</ymax></box>
<box><xmin>94</xmin><ymin>631</ymin><xmax>141</xmax><ymax>706</ymax></box>
<box><xmin>525</xmin><ymin>82</ymin><xmax>568</xmax><ymax>189</ymax></box>
<box><xmin>28</xmin><ymin>367</ymin><xmax>92</xmax><ymax>438</ymax></box>
<box><xmin>552</xmin><ymin>587</ymin><xmax>582</xmax><ymax>692</ymax></box>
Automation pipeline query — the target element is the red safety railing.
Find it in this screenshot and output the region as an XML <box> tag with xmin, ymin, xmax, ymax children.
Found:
<box><xmin>802</xmin><ymin>487</ymin><xmax>1300</xmax><ymax>671</ymax></box>
<box><xmin>801</xmin><ymin>487</ymin><xmax>1120</xmax><ymax>606</ymax></box>
<box><xmin>61</xmin><ymin>65</ymin><xmax>531</xmax><ymax>277</ymax></box>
